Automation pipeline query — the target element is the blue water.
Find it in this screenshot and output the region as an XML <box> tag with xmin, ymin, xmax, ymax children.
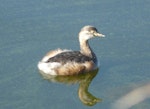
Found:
<box><xmin>0</xmin><ymin>0</ymin><xmax>150</xmax><ymax>109</ymax></box>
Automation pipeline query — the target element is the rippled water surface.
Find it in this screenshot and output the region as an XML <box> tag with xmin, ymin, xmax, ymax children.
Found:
<box><xmin>0</xmin><ymin>0</ymin><xmax>150</xmax><ymax>109</ymax></box>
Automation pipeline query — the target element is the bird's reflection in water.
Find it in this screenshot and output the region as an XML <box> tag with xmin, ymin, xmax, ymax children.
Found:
<box><xmin>39</xmin><ymin>69</ymin><xmax>102</xmax><ymax>106</ymax></box>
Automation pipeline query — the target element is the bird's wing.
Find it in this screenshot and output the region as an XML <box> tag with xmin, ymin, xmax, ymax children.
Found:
<box><xmin>46</xmin><ymin>51</ymin><xmax>92</xmax><ymax>64</ymax></box>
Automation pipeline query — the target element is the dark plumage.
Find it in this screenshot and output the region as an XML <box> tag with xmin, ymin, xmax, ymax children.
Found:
<box><xmin>46</xmin><ymin>51</ymin><xmax>92</xmax><ymax>64</ymax></box>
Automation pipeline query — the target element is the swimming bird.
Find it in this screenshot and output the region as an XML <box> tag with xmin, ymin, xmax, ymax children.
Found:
<box><xmin>38</xmin><ymin>25</ymin><xmax>105</xmax><ymax>75</ymax></box>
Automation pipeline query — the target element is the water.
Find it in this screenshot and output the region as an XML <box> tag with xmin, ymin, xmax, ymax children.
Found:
<box><xmin>0</xmin><ymin>0</ymin><xmax>150</xmax><ymax>109</ymax></box>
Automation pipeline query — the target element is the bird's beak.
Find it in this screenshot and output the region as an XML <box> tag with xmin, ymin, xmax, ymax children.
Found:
<box><xmin>94</xmin><ymin>32</ymin><xmax>105</xmax><ymax>37</ymax></box>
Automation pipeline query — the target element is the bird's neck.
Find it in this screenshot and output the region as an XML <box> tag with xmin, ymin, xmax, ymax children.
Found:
<box><xmin>80</xmin><ymin>40</ymin><xmax>92</xmax><ymax>57</ymax></box>
<box><xmin>78</xmin><ymin>33</ymin><xmax>97</xmax><ymax>64</ymax></box>
<box><xmin>79</xmin><ymin>39</ymin><xmax>97</xmax><ymax>63</ymax></box>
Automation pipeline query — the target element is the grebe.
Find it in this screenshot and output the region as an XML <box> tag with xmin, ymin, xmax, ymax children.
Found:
<box><xmin>38</xmin><ymin>25</ymin><xmax>105</xmax><ymax>75</ymax></box>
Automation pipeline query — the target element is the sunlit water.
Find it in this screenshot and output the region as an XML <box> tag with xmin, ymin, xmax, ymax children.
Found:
<box><xmin>0</xmin><ymin>0</ymin><xmax>150</xmax><ymax>109</ymax></box>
